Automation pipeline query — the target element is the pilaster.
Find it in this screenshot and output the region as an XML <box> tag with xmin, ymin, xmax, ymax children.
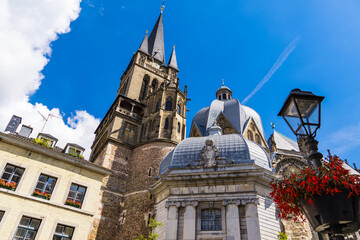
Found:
<box><xmin>223</xmin><ymin>199</ymin><xmax>241</xmax><ymax>240</ymax></box>
<box><xmin>165</xmin><ymin>201</ymin><xmax>181</xmax><ymax>240</ymax></box>
<box><xmin>182</xmin><ymin>201</ymin><xmax>198</xmax><ymax>240</ymax></box>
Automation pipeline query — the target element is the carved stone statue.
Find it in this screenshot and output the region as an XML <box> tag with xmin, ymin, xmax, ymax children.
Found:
<box><xmin>201</xmin><ymin>139</ymin><xmax>219</xmax><ymax>167</ymax></box>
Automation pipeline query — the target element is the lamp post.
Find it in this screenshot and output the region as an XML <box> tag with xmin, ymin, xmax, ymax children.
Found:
<box><xmin>278</xmin><ymin>88</ymin><xmax>324</xmax><ymax>170</ymax></box>
<box><xmin>278</xmin><ymin>89</ymin><xmax>350</xmax><ymax>240</ymax></box>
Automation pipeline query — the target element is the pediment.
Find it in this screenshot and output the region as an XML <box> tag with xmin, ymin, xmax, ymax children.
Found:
<box><xmin>216</xmin><ymin>113</ymin><xmax>238</xmax><ymax>135</ymax></box>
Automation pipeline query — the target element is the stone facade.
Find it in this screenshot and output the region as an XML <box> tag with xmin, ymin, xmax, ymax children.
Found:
<box><xmin>0</xmin><ymin>132</ymin><xmax>110</xmax><ymax>240</ymax></box>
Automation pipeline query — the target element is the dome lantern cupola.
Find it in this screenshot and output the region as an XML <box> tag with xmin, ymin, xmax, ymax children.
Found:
<box><xmin>216</xmin><ymin>85</ymin><xmax>232</xmax><ymax>101</ymax></box>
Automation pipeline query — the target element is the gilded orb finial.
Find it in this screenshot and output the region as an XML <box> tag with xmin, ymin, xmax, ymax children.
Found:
<box><xmin>161</xmin><ymin>0</ymin><xmax>165</xmax><ymax>13</ymax></box>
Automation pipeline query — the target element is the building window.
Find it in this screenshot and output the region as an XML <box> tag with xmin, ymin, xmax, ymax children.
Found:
<box><xmin>155</xmin><ymin>99</ymin><xmax>161</xmax><ymax>112</ymax></box>
<box><xmin>151</xmin><ymin>79</ymin><xmax>158</xmax><ymax>91</ymax></box>
<box><xmin>0</xmin><ymin>210</ymin><xmax>4</xmax><ymax>222</ymax></box>
<box><xmin>177</xmin><ymin>104</ymin><xmax>181</xmax><ymax>114</ymax></box>
<box><xmin>164</xmin><ymin>118</ymin><xmax>169</xmax><ymax>129</ymax></box>
<box><xmin>248</xmin><ymin>131</ymin><xmax>254</xmax><ymax>141</ymax></box>
<box><xmin>68</xmin><ymin>147</ymin><xmax>81</xmax><ymax>157</ymax></box>
<box><xmin>165</xmin><ymin>100</ymin><xmax>172</xmax><ymax>111</ymax></box>
<box><xmin>201</xmin><ymin>209</ymin><xmax>222</xmax><ymax>231</ymax></box>
<box><xmin>53</xmin><ymin>224</ymin><xmax>74</xmax><ymax>240</ymax></box>
<box><xmin>65</xmin><ymin>183</ymin><xmax>86</xmax><ymax>208</ymax></box>
<box><xmin>139</xmin><ymin>76</ymin><xmax>150</xmax><ymax>100</ymax></box>
<box><xmin>255</xmin><ymin>134</ymin><xmax>261</xmax><ymax>145</ymax></box>
<box><xmin>122</xmin><ymin>122</ymin><xmax>138</xmax><ymax>144</ymax></box>
<box><xmin>13</xmin><ymin>216</ymin><xmax>41</xmax><ymax>240</ymax></box>
<box><xmin>0</xmin><ymin>164</ymin><xmax>25</xmax><ymax>190</ymax></box>
<box><xmin>177</xmin><ymin>123</ymin><xmax>181</xmax><ymax>133</ymax></box>
<box><xmin>33</xmin><ymin>174</ymin><xmax>57</xmax><ymax>200</ymax></box>
<box><xmin>222</xmin><ymin>93</ymin><xmax>226</xmax><ymax>100</ymax></box>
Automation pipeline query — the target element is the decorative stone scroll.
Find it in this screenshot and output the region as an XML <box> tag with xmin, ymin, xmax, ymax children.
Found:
<box><xmin>223</xmin><ymin>197</ymin><xmax>259</xmax><ymax>206</ymax></box>
<box><xmin>201</xmin><ymin>139</ymin><xmax>220</xmax><ymax>167</ymax></box>
<box><xmin>165</xmin><ymin>201</ymin><xmax>181</xmax><ymax>208</ymax></box>
<box><xmin>181</xmin><ymin>200</ymin><xmax>198</xmax><ymax>207</ymax></box>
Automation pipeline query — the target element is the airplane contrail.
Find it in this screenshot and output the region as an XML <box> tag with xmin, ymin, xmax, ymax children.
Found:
<box><xmin>241</xmin><ymin>37</ymin><xmax>300</xmax><ymax>104</ymax></box>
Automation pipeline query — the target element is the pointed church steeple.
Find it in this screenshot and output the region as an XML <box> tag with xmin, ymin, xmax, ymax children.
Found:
<box><xmin>148</xmin><ymin>13</ymin><xmax>165</xmax><ymax>63</ymax></box>
<box><xmin>139</xmin><ymin>31</ymin><xmax>149</xmax><ymax>54</ymax></box>
<box><xmin>168</xmin><ymin>45</ymin><xmax>178</xmax><ymax>70</ymax></box>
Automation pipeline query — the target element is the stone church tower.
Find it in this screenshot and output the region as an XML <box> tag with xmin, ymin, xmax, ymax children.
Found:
<box><xmin>89</xmin><ymin>9</ymin><xmax>188</xmax><ymax>240</ymax></box>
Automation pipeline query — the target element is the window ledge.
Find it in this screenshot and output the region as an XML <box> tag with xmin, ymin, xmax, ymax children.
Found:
<box><xmin>0</xmin><ymin>188</ymin><xmax>94</xmax><ymax>216</ymax></box>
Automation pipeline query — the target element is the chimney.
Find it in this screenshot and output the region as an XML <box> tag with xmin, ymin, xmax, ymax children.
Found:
<box><xmin>5</xmin><ymin>115</ymin><xmax>22</xmax><ymax>133</ymax></box>
<box><xmin>18</xmin><ymin>125</ymin><xmax>33</xmax><ymax>138</ymax></box>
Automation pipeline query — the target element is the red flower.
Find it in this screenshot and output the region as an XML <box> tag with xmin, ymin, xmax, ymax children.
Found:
<box><xmin>270</xmin><ymin>154</ymin><xmax>360</xmax><ymax>222</ymax></box>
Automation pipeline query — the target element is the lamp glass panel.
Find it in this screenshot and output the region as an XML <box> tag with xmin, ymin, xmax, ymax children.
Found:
<box><xmin>284</xmin><ymin>115</ymin><xmax>303</xmax><ymax>135</ymax></box>
<box><xmin>283</xmin><ymin>99</ymin><xmax>303</xmax><ymax>134</ymax></box>
<box><xmin>295</xmin><ymin>98</ymin><xmax>319</xmax><ymax>121</ymax></box>
<box><xmin>304</xmin><ymin>104</ymin><xmax>319</xmax><ymax>135</ymax></box>
<box><xmin>283</xmin><ymin>99</ymin><xmax>300</xmax><ymax>118</ymax></box>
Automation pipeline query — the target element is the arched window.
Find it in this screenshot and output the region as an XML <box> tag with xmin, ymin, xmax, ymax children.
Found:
<box><xmin>218</xmin><ymin>95</ymin><xmax>221</xmax><ymax>100</ymax></box>
<box><xmin>177</xmin><ymin>104</ymin><xmax>181</xmax><ymax>114</ymax></box>
<box><xmin>177</xmin><ymin>122</ymin><xmax>181</xmax><ymax>133</ymax></box>
<box><xmin>165</xmin><ymin>100</ymin><xmax>172</xmax><ymax>110</ymax></box>
<box><xmin>222</xmin><ymin>93</ymin><xmax>226</xmax><ymax>100</ymax></box>
<box><xmin>164</xmin><ymin>118</ymin><xmax>169</xmax><ymax>129</ymax></box>
<box><xmin>248</xmin><ymin>131</ymin><xmax>254</xmax><ymax>141</ymax></box>
<box><xmin>155</xmin><ymin>99</ymin><xmax>161</xmax><ymax>112</ymax></box>
<box><xmin>139</xmin><ymin>75</ymin><xmax>150</xmax><ymax>100</ymax></box>
<box><xmin>255</xmin><ymin>134</ymin><xmax>261</xmax><ymax>144</ymax></box>
<box><xmin>201</xmin><ymin>209</ymin><xmax>222</xmax><ymax>231</ymax></box>
<box><xmin>151</xmin><ymin>79</ymin><xmax>158</xmax><ymax>91</ymax></box>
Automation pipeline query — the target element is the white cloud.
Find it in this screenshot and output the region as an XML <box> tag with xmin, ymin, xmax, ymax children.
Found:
<box><xmin>320</xmin><ymin>123</ymin><xmax>360</xmax><ymax>155</ymax></box>
<box><xmin>0</xmin><ymin>0</ymin><xmax>100</xmax><ymax>159</ymax></box>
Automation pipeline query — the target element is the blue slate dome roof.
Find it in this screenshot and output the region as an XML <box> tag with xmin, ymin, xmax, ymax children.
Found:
<box><xmin>190</xmin><ymin>98</ymin><xmax>266</xmax><ymax>140</ymax></box>
<box><xmin>159</xmin><ymin>134</ymin><xmax>271</xmax><ymax>175</ymax></box>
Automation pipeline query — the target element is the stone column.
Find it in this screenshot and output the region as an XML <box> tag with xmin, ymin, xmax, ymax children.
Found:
<box><xmin>165</xmin><ymin>201</ymin><xmax>181</xmax><ymax>240</ymax></box>
<box><xmin>244</xmin><ymin>198</ymin><xmax>261</xmax><ymax>240</ymax></box>
<box><xmin>223</xmin><ymin>199</ymin><xmax>241</xmax><ymax>240</ymax></box>
<box><xmin>182</xmin><ymin>201</ymin><xmax>198</xmax><ymax>240</ymax></box>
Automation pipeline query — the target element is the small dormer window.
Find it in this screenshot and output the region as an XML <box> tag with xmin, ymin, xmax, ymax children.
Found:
<box><xmin>68</xmin><ymin>147</ymin><xmax>81</xmax><ymax>157</ymax></box>
<box><xmin>64</xmin><ymin>143</ymin><xmax>85</xmax><ymax>159</ymax></box>
<box><xmin>35</xmin><ymin>133</ymin><xmax>58</xmax><ymax>148</ymax></box>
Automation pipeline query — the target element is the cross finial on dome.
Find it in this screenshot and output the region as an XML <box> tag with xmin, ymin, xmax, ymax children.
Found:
<box><xmin>222</xmin><ymin>79</ymin><xmax>225</xmax><ymax>86</ymax></box>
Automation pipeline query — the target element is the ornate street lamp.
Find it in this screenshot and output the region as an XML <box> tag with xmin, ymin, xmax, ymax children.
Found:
<box><xmin>278</xmin><ymin>89</ymin><xmax>359</xmax><ymax>240</ymax></box>
<box><xmin>278</xmin><ymin>88</ymin><xmax>324</xmax><ymax>169</ymax></box>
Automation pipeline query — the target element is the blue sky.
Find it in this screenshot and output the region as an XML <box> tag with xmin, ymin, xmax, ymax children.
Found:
<box><xmin>3</xmin><ymin>0</ymin><xmax>360</xmax><ymax>165</ymax></box>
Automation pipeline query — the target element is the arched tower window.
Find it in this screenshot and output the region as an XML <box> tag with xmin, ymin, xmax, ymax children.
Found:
<box><xmin>164</xmin><ymin>118</ymin><xmax>169</xmax><ymax>129</ymax></box>
<box><xmin>155</xmin><ymin>99</ymin><xmax>161</xmax><ymax>112</ymax></box>
<box><xmin>248</xmin><ymin>131</ymin><xmax>254</xmax><ymax>141</ymax></box>
<box><xmin>177</xmin><ymin>122</ymin><xmax>181</xmax><ymax>133</ymax></box>
<box><xmin>177</xmin><ymin>104</ymin><xmax>181</xmax><ymax>114</ymax></box>
<box><xmin>151</xmin><ymin>79</ymin><xmax>158</xmax><ymax>91</ymax></box>
<box><xmin>165</xmin><ymin>99</ymin><xmax>173</xmax><ymax>110</ymax></box>
<box><xmin>139</xmin><ymin>75</ymin><xmax>150</xmax><ymax>100</ymax></box>
<box><xmin>222</xmin><ymin>93</ymin><xmax>226</xmax><ymax>100</ymax></box>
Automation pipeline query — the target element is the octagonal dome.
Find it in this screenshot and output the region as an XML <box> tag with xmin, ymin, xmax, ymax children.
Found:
<box><xmin>190</xmin><ymin>98</ymin><xmax>266</xmax><ymax>141</ymax></box>
<box><xmin>159</xmin><ymin>134</ymin><xmax>271</xmax><ymax>175</ymax></box>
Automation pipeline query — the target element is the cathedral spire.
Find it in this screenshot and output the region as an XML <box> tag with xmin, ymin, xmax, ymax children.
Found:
<box><xmin>138</xmin><ymin>31</ymin><xmax>149</xmax><ymax>54</ymax></box>
<box><xmin>168</xmin><ymin>45</ymin><xmax>178</xmax><ymax>70</ymax></box>
<box><xmin>148</xmin><ymin>13</ymin><xmax>165</xmax><ymax>63</ymax></box>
